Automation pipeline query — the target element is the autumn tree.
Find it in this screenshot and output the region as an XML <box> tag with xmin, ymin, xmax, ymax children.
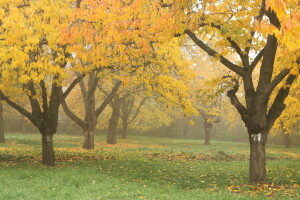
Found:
<box><xmin>60</xmin><ymin>0</ymin><xmax>192</xmax><ymax>146</ymax></box>
<box><xmin>62</xmin><ymin>71</ymin><xmax>121</xmax><ymax>149</ymax></box>
<box><xmin>101</xmin><ymin>83</ymin><xmax>148</xmax><ymax>143</ymax></box>
<box><xmin>167</xmin><ymin>0</ymin><xmax>300</xmax><ymax>182</ymax></box>
<box><xmin>0</xmin><ymin>0</ymin><xmax>83</xmax><ymax>166</ymax></box>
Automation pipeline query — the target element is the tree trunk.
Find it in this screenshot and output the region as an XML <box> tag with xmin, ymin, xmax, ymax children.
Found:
<box><xmin>284</xmin><ymin>133</ymin><xmax>290</xmax><ymax>148</ymax></box>
<box><xmin>121</xmin><ymin>121</ymin><xmax>128</xmax><ymax>139</ymax></box>
<box><xmin>42</xmin><ymin>133</ymin><xmax>55</xmax><ymax>166</ymax></box>
<box><xmin>107</xmin><ymin>113</ymin><xmax>119</xmax><ymax>144</ymax></box>
<box><xmin>204</xmin><ymin>127</ymin><xmax>210</xmax><ymax>145</ymax></box>
<box><xmin>204</xmin><ymin>121</ymin><xmax>212</xmax><ymax>145</ymax></box>
<box><xmin>82</xmin><ymin>129</ymin><xmax>94</xmax><ymax>149</ymax></box>
<box><xmin>248</xmin><ymin>131</ymin><xmax>267</xmax><ymax>183</ymax></box>
<box><xmin>107</xmin><ymin>97</ymin><xmax>121</xmax><ymax>144</ymax></box>
<box><xmin>0</xmin><ymin>101</ymin><xmax>5</xmax><ymax>143</ymax></box>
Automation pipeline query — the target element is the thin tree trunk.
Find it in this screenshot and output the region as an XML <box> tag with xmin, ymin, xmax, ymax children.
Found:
<box><xmin>284</xmin><ymin>133</ymin><xmax>290</xmax><ymax>148</ymax></box>
<box><xmin>42</xmin><ymin>133</ymin><xmax>55</xmax><ymax>166</ymax></box>
<box><xmin>0</xmin><ymin>101</ymin><xmax>5</xmax><ymax>143</ymax></box>
<box><xmin>248</xmin><ymin>131</ymin><xmax>267</xmax><ymax>183</ymax></box>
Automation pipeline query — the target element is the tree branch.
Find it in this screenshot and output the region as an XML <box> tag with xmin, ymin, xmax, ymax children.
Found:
<box><xmin>61</xmin><ymin>100</ymin><xmax>86</xmax><ymax>129</ymax></box>
<box><xmin>267</xmin><ymin>73</ymin><xmax>298</xmax><ymax>128</ymax></box>
<box><xmin>24</xmin><ymin>81</ymin><xmax>42</xmax><ymax>118</ymax></box>
<box><xmin>61</xmin><ymin>73</ymin><xmax>85</xmax><ymax>102</ymax></box>
<box><xmin>40</xmin><ymin>80</ymin><xmax>49</xmax><ymax>117</ymax></box>
<box><xmin>127</xmin><ymin>97</ymin><xmax>149</xmax><ymax>125</ymax></box>
<box><xmin>263</xmin><ymin>68</ymin><xmax>291</xmax><ymax>100</ymax></box>
<box><xmin>249</xmin><ymin>47</ymin><xmax>265</xmax><ymax>72</ymax></box>
<box><xmin>0</xmin><ymin>90</ymin><xmax>41</xmax><ymax>128</ymax></box>
<box><xmin>186</xmin><ymin>30</ymin><xmax>245</xmax><ymax>76</ymax></box>
<box><xmin>95</xmin><ymin>80</ymin><xmax>122</xmax><ymax>118</ymax></box>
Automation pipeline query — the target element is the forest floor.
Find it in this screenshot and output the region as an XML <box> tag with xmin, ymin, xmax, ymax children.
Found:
<box><xmin>0</xmin><ymin>133</ymin><xmax>299</xmax><ymax>200</ymax></box>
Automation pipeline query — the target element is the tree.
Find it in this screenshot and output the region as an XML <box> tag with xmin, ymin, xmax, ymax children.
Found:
<box><xmin>60</xmin><ymin>0</ymin><xmax>191</xmax><ymax>146</ymax></box>
<box><xmin>62</xmin><ymin>71</ymin><xmax>121</xmax><ymax>149</ymax></box>
<box><xmin>0</xmin><ymin>0</ymin><xmax>82</xmax><ymax>166</ymax></box>
<box><xmin>196</xmin><ymin>85</ymin><xmax>222</xmax><ymax>145</ymax></box>
<box><xmin>106</xmin><ymin>94</ymin><xmax>122</xmax><ymax>144</ymax></box>
<box><xmin>120</xmin><ymin>95</ymin><xmax>148</xmax><ymax>139</ymax></box>
<box><xmin>168</xmin><ymin>0</ymin><xmax>300</xmax><ymax>182</ymax></box>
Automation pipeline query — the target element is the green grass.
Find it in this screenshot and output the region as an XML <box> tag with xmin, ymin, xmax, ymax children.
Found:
<box><xmin>0</xmin><ymin>133</ymin><xmax>299</xmax><ymax>200</ymax></box>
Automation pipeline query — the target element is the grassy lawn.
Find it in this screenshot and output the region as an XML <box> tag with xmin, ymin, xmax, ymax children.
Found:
<box><xmin>0</xmin><ymin>133</ymin><xmax>299</xmax><ymax>199</ymax></box>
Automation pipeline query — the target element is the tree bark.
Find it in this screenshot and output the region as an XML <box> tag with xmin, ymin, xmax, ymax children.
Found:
<box><xmin>121</xmin><ymin>121</ymin><xmax>128</xmax><ymax>139</ymax></box>
<box><xmin>284</xmin><ymin>133</ymin><xmax>290</xmax><ymax>148</ymax></box>
<box><xmin>42</xmin><ymin>133</ymin><xmax>55</xmax><ymax>166</ymax></box>
<box><xmin>204</xmin><ymin>128</ymin><xmax>210</xmax><ymax>145</ymax></box>
<box><xmin>82</xmin><ymin>129</ymin><xmax>95</xmax><ymax>149</ymax></box>
<box><xmin>0</xmin><ymin>100</ymin><xmax>5</xmax><ymax>143</ymax></box>
<box><xmin>204</xmin><ymin>121</ymin><xmax>212</xmax><ymax>145</ymax></box>
<box><xmin>248</xmin><ymin>131</ymin><xmax>267</xmax><ymax>183</ymax></box>
<box><xmin>107</xmin><ymin>96</ymin><xmax>121</xmax><ymax>144</ymax></box>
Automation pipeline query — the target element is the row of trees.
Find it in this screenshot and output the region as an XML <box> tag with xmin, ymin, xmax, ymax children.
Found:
<box><xmin>0</xmin><ymin>0</ymin><xmax>299</xmax><ymax>183</ymax></box>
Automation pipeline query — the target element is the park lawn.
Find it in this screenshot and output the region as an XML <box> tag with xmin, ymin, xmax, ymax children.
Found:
<box><xmin>0</xmin><ymin>133</ymin><xmax>299</xmax><ymax>200</ymax></box>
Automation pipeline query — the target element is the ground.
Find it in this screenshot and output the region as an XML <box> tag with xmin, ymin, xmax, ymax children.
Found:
<box><xmin>0</xmin><ymin>133</ymin><xmax>299</xmax><ymax>199</ymax></box>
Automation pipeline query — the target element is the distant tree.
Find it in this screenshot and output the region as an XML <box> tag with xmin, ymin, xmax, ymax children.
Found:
<box><xmin>120</xmin><ymin>96</ymin><xmax>149</xmax><ymax>139</ymax></box>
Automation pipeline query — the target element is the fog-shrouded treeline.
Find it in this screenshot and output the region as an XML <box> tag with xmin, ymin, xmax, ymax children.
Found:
<box><xmin>3</xmin><ymin>102</ymin><xmax>299</xmax><ymax>147</ymax></box>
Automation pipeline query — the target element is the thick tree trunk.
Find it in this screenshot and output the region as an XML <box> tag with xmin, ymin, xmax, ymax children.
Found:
<box><xmin>42</xmin><ymin>133</ymin><xmax>55</xmax><ymax>166</ymax></box>
<box><xmin>284</xmin><ymin>133</ymin><xmax>290</xmax><ymax>148</ymax></box>
<box><xmin>107</xmin><ymin>114</ymin><xmax>119</xmax><ymax>144</ymax></box>
<box><xmin>0</xmin><ymin>101</ymin><xmax>5</xmax><ymax>143</ymax></box>
<box><xmin>121</xmin><ymin>121</ymin><xmax>128</xmax><ymax>139</ymax></box>
<box><xmin>248</xmin><ymin>131</ymin><xmax>267</xmax><ymax>183</ymax></box>
<box><xmin>82</xmin><ymin>129</ymin><xmax>94</xmax><ymax>149</ymax></box>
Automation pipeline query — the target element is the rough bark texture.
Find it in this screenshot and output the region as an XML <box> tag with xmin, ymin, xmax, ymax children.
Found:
<box><xmin>82</xmin><ymin>129</ymin><xmax>95</xmax><ymax>149</ymax></box>
<box><xmin>248</xmin><ymin>131</ymin><xmax>267</xmax><ymax>183</ymax></box>
<box><xmin>107</xmin><ymin>96</ymin><xmax>121</xmax><ymax>144</ymax></box>
<box><xmin>42</xmin><ymin>133</ymin><xmax>55</xmax><ymax>166</ymax></box>
<box><xmin>0</xmin><ymin>101</ymin><xmax>5</xmax><ymax>143</ymax></box>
